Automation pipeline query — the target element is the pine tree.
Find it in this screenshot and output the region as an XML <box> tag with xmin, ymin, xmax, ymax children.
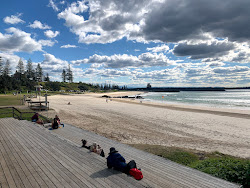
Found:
<box><xmin>67</xmin><ymin>64</ymin><xmax>73</xmax><ymax>83</ymax></box>
<box><xmin>36</xmin><ymin>63</ymin><xmax>43</xmax><ymax>82</ymax></box>
<box><xmin>0</xmin><ymin>56</ymin><xmax>3</xmax><ymax>75</ymax></box>
<box><xmin>3</xmin><ymin>60</ymin><xmax>11</xmax><ymax>76</ymax></box>
<box><xmin>26</xmin><ymin>58</ymin><xmax>35</xmax><ymax>80</ymax></box>
<box><xmin>44</xmin><ymin>73</ymin><xmax>50</xmax><ymax>82</ymax></box>
<box><xmin>16</xmin><ymin>58</ymin><xmax>25</xmax><ymax>74</ymax></box>
<box><xmin>62</xmin><ymin>69</ymin><xmax>66</xmax><ymax>82</ymax></box>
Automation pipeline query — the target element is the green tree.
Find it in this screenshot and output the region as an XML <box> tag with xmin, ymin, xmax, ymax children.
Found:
<box><xmin>16</xmin><ymin>58</ymin><xmax>25</xmax><ymax>74</ymax></box>
<box><xmin>45</xmin><ymin>81</ymin><xmax>60</xmax><ymax>91</ymax></box>
<box><xmin>67</xmin><ymin>64</ymin><xmax>73</xmax><ymax>83</ymax></box>
<box><xmin>62</xmin><ymin>69</ymin><xmax>66</xmax><ymax>82</ymax></box>
<box><xmin>36</xmin><ymin>63</ymin><xmax>43</xmax><ymax>82</ymax></box>
<box><xmin>44</xmin><ymin>73</ymin><xmax>50</xmax><ymax>82</ymax></box>
<box><xmin>1</xmin><ymin>60</ymin><xmax>12</xmax><ymax>92</ymax></box>
<box><xmin>26</xmin><ymin>58</ymin><xmax>35</xmax><ymax>80</ymax></box>
<box><xmin>3</xmin><ymin>60</ymin><xmax>11</xmax><ymax>76</ymax></box>
<box><xmin>0</xmin><ymin>56</ymin><xmax>3</xmax><ymax>75</ymax></box>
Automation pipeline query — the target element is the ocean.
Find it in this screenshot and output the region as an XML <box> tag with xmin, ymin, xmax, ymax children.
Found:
<box><xmin>140</xmin><ymin>89</ymin><xmax>250</xmax><ymax>110</ymax></box>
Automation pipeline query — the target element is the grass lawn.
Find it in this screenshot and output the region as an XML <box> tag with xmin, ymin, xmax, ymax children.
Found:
<box><xmin>0</xmin><ymin>94</ymin><xmax>24</xmax><ymax>106</ymax></box>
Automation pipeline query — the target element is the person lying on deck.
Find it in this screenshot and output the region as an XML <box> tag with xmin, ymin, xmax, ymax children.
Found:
<box><xmin>31</xmin><ymin>113</ymin><xmax>44</xmax><ymax>125</ymax></box>
<box><xmin>81</xmin><ymin>140</ymin><xmax>105</xmax><ymax>157</ymax></box>
<box><xmin>107</xmin><ymin>147</ymin><xmax>142</xmax><ymax>180</ymax></box>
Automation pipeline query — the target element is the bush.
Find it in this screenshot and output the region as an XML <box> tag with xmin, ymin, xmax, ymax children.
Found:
<box><xmin>190</xmin><ymin>158</ymin><xmax>250</xmax><ymax>187</ymax></box>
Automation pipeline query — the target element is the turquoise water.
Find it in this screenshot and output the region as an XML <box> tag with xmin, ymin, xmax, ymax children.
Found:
<box><xmin>141</xmin><ymin>89</ymin><xmax>250</xmax><ymax>110</ymax></box>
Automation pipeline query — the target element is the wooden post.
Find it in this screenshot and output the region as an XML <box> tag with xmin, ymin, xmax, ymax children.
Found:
<box><xmin>12</xmin><ymin>108</ymin><xmax>14</xmax><ymax>118</ymax></box>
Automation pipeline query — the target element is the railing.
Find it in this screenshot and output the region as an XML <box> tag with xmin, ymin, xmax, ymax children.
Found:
<box><xmin>0</xmin><ymin>107</ymin><xmax>51</xmax><ymax>123</ymax></box>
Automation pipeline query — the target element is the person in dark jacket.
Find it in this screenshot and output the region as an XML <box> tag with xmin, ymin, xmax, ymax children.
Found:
<box><xmin>107</xmin><ymin>147</ymin><xmax>127</xmax><ymax>173</ymax></box>
<box><xmin>31</xmin><ymin>113</ymin><xmax>43</xmax><ymax>125</ymax></box>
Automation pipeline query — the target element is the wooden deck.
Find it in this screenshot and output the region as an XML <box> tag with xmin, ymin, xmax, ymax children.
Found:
<box><xmin>0</xmin><ymin>118</ymin><xmax>240</xmax><ymax>188</ymax></box>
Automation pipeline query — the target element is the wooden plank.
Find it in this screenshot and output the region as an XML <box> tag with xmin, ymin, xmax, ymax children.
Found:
<box><xmin>50</xmin><ymin>124</ymin><xmax>194</xmax><ymax>187</ymax></box>
<box><xmin>18</xmin><ymin>120</ymin><xmax>142</xmax><ymax>188</ymax></box>
<box><xmin>29</xmin><ymin>122</ymin><xmax>208</xmax><ymax>185</ymax></box>
<box><xmin>23</xmin><ymin>120</ymin><xmax>146</xmax><ymax>188</ymax></box>
<box><xmin>1</xmin><ymin>119</ymin><xmax>62</xmax><ymax>188</ymax></box>
<box><xmin>0</xmin><ymin>151</ymin><xmax>11</xmax><ymax>188</ymax></box>
<box><xmin>45</xmin><ymin>124</ymin><xmax>189</xmax><ymax>187</ymax></box>
<box><xmin>0</xmin><ymin>135</ymin><xmax>32</xmax><ymax>188</ymax></box>
<box><xmin>6</xmin><ymin>120</ymin><xmax>77</xmax><ymax>188</ymax></box>
<box><xmin>16</xmin><ymin>119</ymin><xmax>122</xmax><ymax>187</ymax></box>
<box><xmin>1</xmin><ymin>120</ymin><xmax>50</xmax><ymax>188</ymax></box>
<box><xmin>0</xmin><ymin>130</ymin><xmax>18</xmax><ymax>188</ymax></box>
<box><xmin>0</xmin><ymin>121</ymin><xmax>42</xmax><ymax>188</ymax></box>
<box><xmin>50</xmin><ymin>122</ymin><xmax>240</xmax><ymax>188</ymax></box>
<box><xmin>0</xmin><ymin>118</ymin><xmax>240</xmax><ymax>188</ymax></box>
<box><xmin>16</xmin><ymin>121</ymin><xmax>101</xmax><ymax>187</ymax></box>
<box><xmin>60</xmin><ymin>126</ymin><xmax>192</xmax><ymax>187</ymax></box>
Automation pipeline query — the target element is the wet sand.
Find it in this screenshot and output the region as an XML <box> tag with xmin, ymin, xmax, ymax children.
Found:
<box><xmin>45</xmin><ymin>92</ymin><xmax>250</xmax><ymax>158</ymax></box>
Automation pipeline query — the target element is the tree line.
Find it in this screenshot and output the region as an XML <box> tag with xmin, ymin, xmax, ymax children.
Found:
<box><xmin>0</xmin><ymin>56</ymin><xmax>127</xmax><ymax>93</ymax></box>
<box><xmin>0</xmin><ymin>56</ymin><xmax>73</xmax><ymax>93</ymax></box>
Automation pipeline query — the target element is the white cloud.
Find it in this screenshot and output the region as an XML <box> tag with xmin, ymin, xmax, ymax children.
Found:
<box><xmin>71</xmin><ymin>52</ymin><xmax>178</xmax><ymax>68</ymax></box>
<box><xmin>42</xmin><ymin>53</ymin><xmax>68</xmax><ymax>66</ymax></box>
<box><xmin>213</xmin><ymin>66</ymin><xmax>250</xmax><ymax>74</ymax></box>
<box><xmin>147</xmin><ymin>44</ymin><xmax>169</xmax><ymax>53</ymax></box>
<box><xmin>57</xmin><ymin>0</ymin><xmax>147</xmax><ymax>44</ymax></box>
<box><xmin>28</xmin><ymin>20</ymin><xmax>51</xmax><ymax>29</ymax></box>
<box><xmin>48</xmin><ymin>0</ymin><xmax>59</xmax><ymax>12</ymax></box>
<box><xmin>38</xmin><ymin>40</ymin><xmax>55</xmax><ymax>47</ymax></box>
<box><xmin>84</xmin><ymin>68</ymin><xmax>132</xmax><ymax>78</ymax></box>
<box><xmin>57</xmin><ymin>0</ymin><xmax>250</xmax><ymax>64</ymax></box>
<box><xmin>35</xmin><ymin>53</ymin><xmax>82</xmax><ymax>81</ymax></box>
<box><xmin>60</xmin><ymin>44</ymin><xmax>78</xmax><ymax>48</ymax></box>
<box><xmin>44</xmin><ymin>30</ymin><xmax>60</xmax><ymax>38</ymax></box>
<box><xmin>3</xmin><ymin>13</ymin><xmax>25</xmax><ymax>24</ymax></box>
<box><xmin>90</xmin><ymin>63</ymin><xmax>104</xmax><ymax>68</ymax></box>
<box><xmin>0</xmin><ymin>27</ymin><xmax>42</xmax><ymax>53</ymax></box>
<box><xmin>58</xmin><ymin>1</ymin><xmax>87</xmax><ymax>29</ymax></box>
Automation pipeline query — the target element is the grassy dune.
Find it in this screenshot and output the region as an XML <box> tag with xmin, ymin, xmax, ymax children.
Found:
<box><xmin>130</xmin><ymin>144</ymin><xmax>250</xmax><ymax>187</ymax></box>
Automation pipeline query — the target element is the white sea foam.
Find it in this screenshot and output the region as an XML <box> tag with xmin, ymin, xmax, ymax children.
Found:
<box><xmin>142</xmin><ymin>90</ymin><xmax>250</xmax><ymax>110</ymax></box>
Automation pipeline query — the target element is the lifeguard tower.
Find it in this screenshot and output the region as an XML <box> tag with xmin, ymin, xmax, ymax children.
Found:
<box><xmin>27</xmin><ymin>85</ymin><xmax>49</xmax><ymax>110</ymax></box>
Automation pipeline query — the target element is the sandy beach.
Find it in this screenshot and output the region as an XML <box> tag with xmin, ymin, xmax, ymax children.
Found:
<box><xmin>45</xmin><ymin>92</ymin><xmax>250</xmax><ymax>158</ymax></box>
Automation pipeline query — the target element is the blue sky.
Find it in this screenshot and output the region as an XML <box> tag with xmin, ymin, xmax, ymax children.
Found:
<box><xmin>1</xmin><ymin>0</ymin><xmax>250</xmax><ymax>87</ymax></box>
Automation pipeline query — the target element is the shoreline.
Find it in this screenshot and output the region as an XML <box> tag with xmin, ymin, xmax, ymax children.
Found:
<box><xmin>46</xmin><ymin>92</ymin><xmax>250</xmax><ymax>158</ymax></box>
<box><xmin>110</xmin><ymin>98</ymin><xmax>250</xmax><ymax>119</ymax></box>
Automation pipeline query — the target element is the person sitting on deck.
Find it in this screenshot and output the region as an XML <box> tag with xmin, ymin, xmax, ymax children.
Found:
<box><xmin>81</xmin><ymin>140</ymin><xmax>105</xmax><ymax>157</ymax></box>
<box><xmin>90</xmin><ymin>142</ymin><xmax>105</xmax><ymax>157</ymax></box>
<box><xmin>31</xmin><ymin>113</ymin><xmax>44</xmax><ymax>125</ymax></box>
<box><xmin>107</xmin><ymin>147</ymin><xmax>128</xmax><ymax>173</ymax></box>
<box><xmin>107</xmin><ymin>147</ymin><xmax>141</xmax><ymax>178</ymax></box>
<box><xmin>81</xmin><ymin>139</ymin><xmax>90</xmax><ymax>149</ymax></box>
<box><xmin>51</xmin><ymin>115</ymin><xmax>64</xmax><ymax>129</ymax></box>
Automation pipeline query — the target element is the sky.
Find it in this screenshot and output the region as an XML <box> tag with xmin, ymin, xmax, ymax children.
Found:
<box><xmin>1</xmin><ymin>0</ymin><xmax>250</xmax><ymax>88</ymax></box>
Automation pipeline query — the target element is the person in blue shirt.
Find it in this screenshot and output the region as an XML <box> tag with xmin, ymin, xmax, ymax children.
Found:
<box><xmin>107</xmin><ymin>147</ymin><xmax>128</xmax><ymax>173</ymax></box>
